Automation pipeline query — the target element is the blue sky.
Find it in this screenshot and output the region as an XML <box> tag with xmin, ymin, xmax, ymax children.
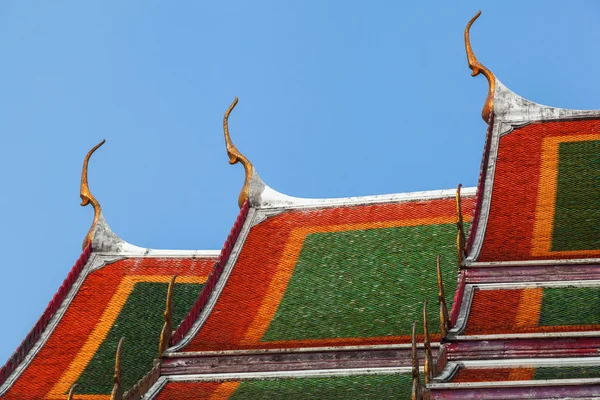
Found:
<box><xmin>1</xmin><ymin>1</ymin><xmax>600</xmax><ymax>362</ymax></box>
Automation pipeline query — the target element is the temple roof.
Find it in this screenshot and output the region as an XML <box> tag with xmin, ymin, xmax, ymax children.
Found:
<box><xmin>3</xmin><ymin>10</ymin><xmax>600</xmax><ymax>400</ymax></box>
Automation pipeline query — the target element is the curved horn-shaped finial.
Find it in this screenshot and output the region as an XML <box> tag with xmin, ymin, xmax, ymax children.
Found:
<box><xmin>436</xmin><ymin>255</ymin><xmax>450</xmax><ymax>338</ymax></box>
<box><xmin>111</xmin><ymin>337</ymin><xmax>125</xmax><ymax>400</ymax></box>
<box><xmin>423</xmin><ymin>301</ymin><xmax>433</xmax><ymax>384</ymax></box>
<box><xmin>465</xmin><ymin>11</ymin><xmax>495</xmax><ymax>122</ymax></box>
<box><xmin>67</xmin><ymin>384</ymin><xmax>78</xmax><ymax>400</ymax></box>
<box><xmin>158</xmin><ymin>275</ymin><xmax>177</xmax><ymax>356</ymax></box>
<box><xmin>456</xmin><ymin>184</ymin><xmax>466</xmax><ymax>266</ymax></box>
<box><xmin>224</xmin><ymin>97</ymin><xmax>254</xmax><ymax>208</ymax></box>
<box><xmin>411</xmin><ymin>321</ymin><xmax>422</xmax><ymax>400</ymax></box>
<box><xmin>80</xmin><ymin>139</ymin><xmax>106</xmax><ymax>250</ymax></box>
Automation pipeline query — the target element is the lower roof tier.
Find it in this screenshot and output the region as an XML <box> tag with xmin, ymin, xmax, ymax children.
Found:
<box><xmin>450</xmin><ymin>365</ymin><xmax>600</xmax><ymax>383</ymax></box>
<box><xmin>452</xmin><ymin>283</ymin><xmax>600</xmax><ymax>338</ymax></box>
<box><xmin>150</xmin><ymin>371</ymin><xmax>413</xmax><ymax>400</ymax></box>
<box><xmin>178</xmin><ymin>193</ymin><xmax>475</xmax><ymax>352</ymax></box>
<box><xmin>430</xmin><ymin>359</ymin><xmax>600</xmax><ymax>399</ymax></box>
<box><xmin>0</xmin><ymin>255</ymin><xmax>216</xmax><ymax>400</ymax></box>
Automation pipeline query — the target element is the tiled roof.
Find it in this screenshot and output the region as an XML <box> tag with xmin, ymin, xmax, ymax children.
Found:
<box><xmin>476</xmin><ymin>119</ymin><xmax>600</xmax><ymax>262</ymax></box>
<box><xmin>0</xmin><ymin>255</ymin><xmax>216</xmax><ymax>400</ymax></box>
<box><xmin>466</xmin><ymin>82</ymin><xmax>600</xmax><ymax>265</ymax></box>
<box><xmin>461</xmin><ymin>285</ymin><xmax>600</xmax><ymax>336</ymax></box>
<box><xmin>151</xmin><ymin>372</ymin><xmax>414</xmax><ymax>399</ymax></box>
<box><xmin>178</xmin><ymin>190</ymin><xmax>475</xmax><ymax>352</ymax></box>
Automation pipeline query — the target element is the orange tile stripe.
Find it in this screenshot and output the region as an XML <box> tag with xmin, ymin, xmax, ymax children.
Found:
<box><xmin>507</xmin><ymin>368</ymin><xmax>535</xmax><ymax>381</ymax></box>
<box><xmin>209</xmin><ymin>381</ymin><xmax>241</xmax><ymax>400</ymax></box>
<box><xmin>532</xmin><ymin>133</ymin><xmax>600</xmax><ymax>257</ymax></box>
<box><xmin>514</xmin><ymin>288</ymin><xmax>543</xmax><ymax>329</ymax></box>
<box><xmin>47</xmin><ymin>275</ymin><xmax>207</xmax><ymax>400</ymax></box>
<box><xmin>241</xmin><ymin>215</ymin><xmax>471</xmax><ymax>344</ymax></box>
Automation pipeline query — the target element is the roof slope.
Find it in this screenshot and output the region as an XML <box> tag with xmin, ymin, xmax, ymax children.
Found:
<box><xmin>175</xmin><ymin>188</ymin><xmax>475</xmax><ymax>352</ymax></box>
<box><xmin>466</xmin><ymin>81</ymin><xmax>600</xmax><ymax>265</ymax></box>
<box><xmin>0</xmin><ymin>214</ymin><xmax>219</xmax><ymax>399</ymax></box>
<box><xmin>150</xmin><ymin>371</ymin><xmax>414</xmax><ymax>399</ymax></box>
<box><xmin>0</xmin><ymin>255</ymin><xmax>216</xmax><ymax>400</ymax></box>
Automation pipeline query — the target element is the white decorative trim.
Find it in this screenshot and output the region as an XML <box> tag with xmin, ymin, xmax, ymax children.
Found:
<box><xmin>0</xmin><ymin>254</ymin><xmax>123</xmax><ymax>396</ymax></box>
<box><xmin>256</xmin><ymin>185</ymin><xmax>476</xmax><ymax>212</ymax></box>
<box><xmin>250</xmin><ymin>208</ymin><xmax>285</xmax><ymax>227</ymax></box>
<box><xmin>168</xmin><ymin>208</ymin><xmax>258</xmax><ymax>352</ymax></box>
<box><xmin>451</xmin><ymin>285</ymin><xmax>476</xmax><ymax>335</ymax></box>
<box><xmin>96</xmin><ymin>250</ymin><xmax>221</xmax><ymax>258</ymax></box>
<box><xmin>144</xmin><ymin>367</ymin><xmax>413</xmax><ymax>399</ymax></box>
<box><xmin>455</xmin><ymin>331</ymin><xmax>600</xmax><ymax>341</ymax></box>
<box><xmin>432</xmin><ymin>362</ymin><xmax>460</xmax><ymax>383</ymax></box>
<box><xmin>494</xmin><ymin>80</ymin><xmax>600</xmax><ymax>124</ymax></box>
<box><xmin>467</xmin><ymin>258</ymin><xmax>600</xmax><ymax>267</ymax></box>
<box><xmin>459</xmin><ymin>357</ymin><xmax>600</xmax><ymax>368</ymax></box>
<box><xmin>429</xmin><ymin>378</ymin><xmax>600</xmax><ymax>389</ymax></box>
<box><xmin>143</xmin><ymin>377</ymin><xmax>169</xmax><ymax>400</ymax></box>
<box><xmin>465</xmin><ymin>118</ymin><xmax>502</xmax><ymax>262</ymax></box>
<box><xmin>166</xmin><ymin>342</ymin><xmax>437</xmax><ymax>357</ymax></box>
<box><xmin>432</xmin><ymin>359</ymin><xmax>600</xmax><ymax>385</ymax></box>
<box><xmin>90</xmin><ymin>212</ymin><xmax>220</xmax><ymax>257</ymax></box>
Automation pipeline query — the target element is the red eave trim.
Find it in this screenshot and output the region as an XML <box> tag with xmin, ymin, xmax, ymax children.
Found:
<box><xmin>466</xmin><ymin>112</ymin><xmax>494</xmax><ymax>254</ymax></box>
<box><xmin>172</xmin><ymin>199</ymin><xmax>251</xmax><ymax>345</ymax></box>
<box><xmin>449</xmin><ymin>270</ymin><xmax>467</xmax><ymax>328</ymax></box>
<box><xmin>0</xmin><ymin>243</ymin><xmax>93</xmax><ymax>386</ymax></box>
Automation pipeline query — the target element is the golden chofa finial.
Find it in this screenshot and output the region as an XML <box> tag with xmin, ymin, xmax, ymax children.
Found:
<box><xmin>465</xmin><ymin>11</ymin><xmax>495</xmax><ymax>122</ymax></box>
<box><xmin>80</xmin><ymin>139</ymin><xmax>106</xmax><ymax>250</ymax></box>
<box><xmin>224</xmin><ymin>97</ymin><xmax>254</xmax><ymax>208</ymax></box>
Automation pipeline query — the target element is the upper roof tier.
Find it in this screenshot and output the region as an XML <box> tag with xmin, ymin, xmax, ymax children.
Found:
<box><xmin>174</xmin><ymin>187</ymin><xmax>475</xmax><ymax>352</ymax></box>
<box><xmin>465</xmin><ymin>80</ymin><xmax>600</xmax><ymax>265</ymax></box>
<box><xmin>462</xmin><ymin>13</ymin><xmax>600</xmax><ymax>266</ymax></box>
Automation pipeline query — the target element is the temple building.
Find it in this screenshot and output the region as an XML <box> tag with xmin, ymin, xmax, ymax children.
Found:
<box><xmin>1</xmin><ymin>11</ymin><xmax>599</xmax><ymax>399</ymax></box>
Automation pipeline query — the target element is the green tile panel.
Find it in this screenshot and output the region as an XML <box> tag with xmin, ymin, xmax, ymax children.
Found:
<box><xmin>76</xmin><ymin>282</ymin><xmax>203</xmax><ymax>394</ymax></box>
<box><xmin>263</xmin><ymin>223</ymin><xmax>465</xmax><ymax>341</ymax></box>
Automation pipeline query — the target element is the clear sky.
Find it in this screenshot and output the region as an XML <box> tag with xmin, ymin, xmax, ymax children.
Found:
<box><xmin>1</xmin><ymin>1</ymin><xmax>600</xmax><ymax>363</ymax></box>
